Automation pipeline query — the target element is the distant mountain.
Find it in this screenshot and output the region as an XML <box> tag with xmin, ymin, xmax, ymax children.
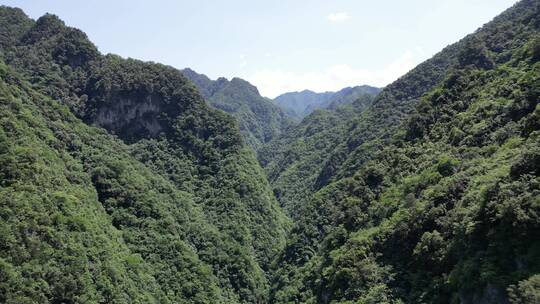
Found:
<box><xmin>182</xmin><ymin>68</ymin><xmax>293</xmax><ymax>151</ymax></box>
<box><xmin>275</xmin><ymin>90</ymin><xmax>333</xmax><ymax>118</ymax></box>
<box><xmin>274</xmin><ymin>85</ymin><xmax>381</xmax><ymax>119</ymax></box>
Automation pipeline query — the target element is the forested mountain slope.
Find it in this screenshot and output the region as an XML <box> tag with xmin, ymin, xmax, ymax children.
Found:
<box><xmin>1</xmin><ymin>1</ymin><xmax>540</xmax><ymax>303</ymax></box>
<box><xmin>0</xmin><ymin>7</ymin><xmax>288</xmax><ymax>303</ymax></box>
<box><xmin>181</xmin><ymin>68</ymin><xmax>293</xmax><ymax>151</ymax></box>
<box><xmin>0</xmin><ymin>61</ymin><xmax>226</xmax><ymax>303</ymax></box>
<box><xmin>259</xmin><ymin>96</ymin><xmax>377</xmax><ymax>218</ymax></box>
<box><xmin>265</xmin><ymin>0</ymin><xmax>540</xmax><ymax>302</ymax></box>
<box><xmin>274</xmin><ymin>85</ymin><xmax>381</xmax><ymax>119</ymax></box>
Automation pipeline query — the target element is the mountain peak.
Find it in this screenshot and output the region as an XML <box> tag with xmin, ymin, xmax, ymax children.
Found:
<box><xmin>182</xmin><ymin>68</ymin><xmax>292</xmax><ymax>150</ymax></box>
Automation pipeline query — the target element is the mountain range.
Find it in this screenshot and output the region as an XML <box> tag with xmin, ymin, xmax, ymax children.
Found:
<box><xmin>0</xmin><ymin>7</ymin><xmax>288</xmax><ymax>303</ymax></box>
<box><xmin>263</xmin><ymin>1</ymin><xmax>540</xmax><ymax>302</ymax></box>
<box><xmin>274</xmin><ymin>85</ymin><xmax>381</xmax><ymax>119</ymax></box>
<box><xmin>1</xmin><ymin>1</ymin><xmax>539</xmax><ymax>303</ymax></box>
<box><xmin>181</xmin><ymin>68</ymin><xmax>293</xmax><ymax>151</ymax></box>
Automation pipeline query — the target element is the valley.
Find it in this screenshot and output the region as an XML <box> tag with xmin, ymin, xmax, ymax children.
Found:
<box><xmin>0</xmin><ymin>1</ymin><xmax>539</xmax><ymax>303</ymax></box>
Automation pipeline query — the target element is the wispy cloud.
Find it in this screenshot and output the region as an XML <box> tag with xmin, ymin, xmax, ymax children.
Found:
<box><xmin>239</xmin><ymin>54</ymin><xmax>247</xmax><ymax>68</ymax></box>
<box><xmin>245</xmin><ymin>50</ymin><xmax>425</xmax><ymax>98</ymax></box>
<box><xmin>327</xmin><ymin>12</ymin><xmax>351</xmax><ymax>23</ymax></box>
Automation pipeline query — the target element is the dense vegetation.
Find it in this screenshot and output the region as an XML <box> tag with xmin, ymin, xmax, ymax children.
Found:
<box><xmin>264</xmin><ymin>0</ymin><xmax>540</xmax><ymax>302</ymax></box>
<box><xmin>0</xmin><ymin>6</ymin><xmax>288</xmax><ymax>303</ymax></box>
<box><xmin>274</xmin><ymin>86</ymin><xmax>381</xmax><ymax>119</ymax></box>
<box><xmin>259</xmin><ymin>96</ymin><xmax>377</xmax><ymax>218</ymax></box>
<box><xmin>182</xmin><ymin>68</ymin><xmax>293</xmax><ymax>151</ymax></box>
<box><xmin>1</xmin><ymin>0</ymin><xmax>540</xmax><ymax>303</ymax></box>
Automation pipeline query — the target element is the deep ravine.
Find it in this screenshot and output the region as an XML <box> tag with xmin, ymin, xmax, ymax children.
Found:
<box><xmin>1</xmin><ymin>1</ymin><xmax>540</xmax><ymax>304</ymax></box>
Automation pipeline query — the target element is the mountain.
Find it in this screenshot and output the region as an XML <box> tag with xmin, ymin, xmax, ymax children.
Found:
<box><xmin>0</xmin><ymin>7</ymin><xmax>288</xmax><ymax>303</ymax></box>
<box><xmin>259</xmin><ymin>96</ymin><xmax>377</xmax><ymax>218</ymax></box>
<box><xmin>181</xmin><ymin>68</ymin><xmax>293</xmax><ymax>151</ymax></box>
<box><xmin>274</xmin><ymin>85</ymin><xmax>381</xmax><ymax>119</ymax></box>
<box><xmin>1</xmin><ymin>1</ymin><xmax>540</xmax><ymax>303</ymax></box>
<box><xmin>263</xmin><ymin>0</ymin><xmax>540</xmax><ymax>302</ymax></box>
<box><xmin>274</xmin><ymin>89</ymin><xmax>333</xmax><ymax>118</ymax></box>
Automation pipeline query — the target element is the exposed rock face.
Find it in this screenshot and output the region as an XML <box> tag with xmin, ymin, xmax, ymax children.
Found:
<box><xmin>93</xmin><ymin>93</ymin><xmax>166</xmax><ymax>140</ymax></box>
<box><xmin>0</xmin><ymin>7</ymin><xmax>288</xmax><ymax>303</ymax></box>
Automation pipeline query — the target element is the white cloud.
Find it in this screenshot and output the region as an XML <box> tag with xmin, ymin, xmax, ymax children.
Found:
<box><xmin>327</xmin><ymin>12</ymin><xmax>351</xmax><ymax>23</ymax></box>
<box><xmin>239</xmin><ymin>54</ymin><xmax>247</xmax><ymax>68</ymax></box>
<box><xmin>244</xmin><ymin>50</ymin><xmax>424</xmax><ymax>98</ymax></box>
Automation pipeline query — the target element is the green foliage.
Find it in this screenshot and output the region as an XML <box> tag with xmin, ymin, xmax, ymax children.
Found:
<box><xmin>260</xmin><ymin>103</ymin><xmax>374</xmax><ymax>219</ymax></box>
<box><xmin>0</xmin><ymin>7</ymin><xmax>288</xmax><ymax>303</ymax></box>
<box><xmin>182</xmin><ymin>69</ymin><xmax>293</xmax><ymax>152</ymax></box>
<box><xmin>1</xmin><ymin>1</ymin><xmax>540</xmax><ymax>303</ymax></box>
<box><xmin>529</xmin><ymin>36</ymin><xmax>540</xmax><ymax>61</ymax></box>
<box><xmin>457</xmin><ymin>37</ymin><xmax>494</xmax><ymax>69</ymax></box>
<box><xmin>508</xmin><ymin>274</ymin><xmax>540</xmax><ymax>304</ymax></box>
<box><xmin>264</xmin><ymin>1</ymin><xmax>540</xmax><ymax>303</ymax></box>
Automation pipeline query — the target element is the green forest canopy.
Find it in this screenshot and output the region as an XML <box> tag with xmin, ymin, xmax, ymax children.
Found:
<box><xmin>0</xmin><ymin>1</ymin><xmax>539</xmax><ymax>303</ymax></box>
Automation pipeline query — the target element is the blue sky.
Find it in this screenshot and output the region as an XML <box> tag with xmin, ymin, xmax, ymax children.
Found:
<box><xmin>1</xmin><ymin>0</ymin><xmax>519</xmax><ymax>97</ymax></box>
